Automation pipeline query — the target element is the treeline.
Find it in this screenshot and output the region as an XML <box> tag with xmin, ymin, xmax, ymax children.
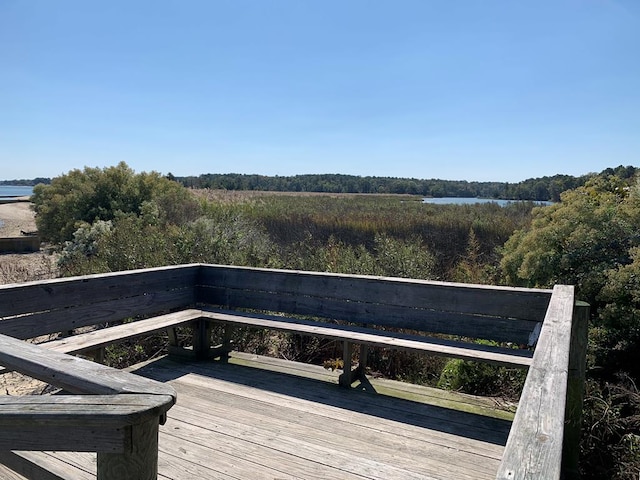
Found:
<box><xmin>5</xmin><ymin>165</ymin><xmax>638</xmax><ymax>202</ymax></box>
<box><xmin>174</xmin><ymin>166</ymin><xmax>636</xmax><ymax>201</ymax></box>
<box><xmin>0</xmin><ymin>178</ymin><xmax>51</xmax><ymax>186</ymax></box>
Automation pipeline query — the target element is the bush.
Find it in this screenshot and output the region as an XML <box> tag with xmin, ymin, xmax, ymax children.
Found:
<box><xmin>581</xmin><ymin>377</ymin><xmax>640</xmax><ymax>480</ymax></box>
<box><xmin>32</xmin><ymin>162</ymin><xmax>200</xmax><ymax>244</ymax></box>
<box><xmin>437</xmin><ymin>357</ymin><xmax>526</xmax><ymax>398</ymax></box>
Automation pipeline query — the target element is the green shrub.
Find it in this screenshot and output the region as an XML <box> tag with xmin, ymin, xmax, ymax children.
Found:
<box><xmin>580</xmin><ymin>378</ymin><xmax>640</xmax><ymax>480</ymax></box>
<box><xmin>437</xmin><ymin>357</ymin><xmax>526</xmax><ymax>398</ymax></box>
<box><xmin>32</xmin><ymin>162</ymin><xmax>200</xmax><ymax>244</ymax></box>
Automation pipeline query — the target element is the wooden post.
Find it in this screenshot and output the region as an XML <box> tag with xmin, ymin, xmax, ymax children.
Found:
<box><xmin>339</xmin><ymin>342</ymin><xmax>354</xmax><ymax>387</ymax></box>
<box><xmin>562</xmin><ymin>300</ymin><xmax>589</xmax><ymax>479</ymax></box>
<box><xmin>220</xmin><ymin>324</ymin><xmax>234</xmax><ymax>362</ymax></box>
<box><xmin>193</xmin><ymin>319</ymin><xmax>212</xmax><ymax>360</ymax></box>
<box><xmin>167</xmin><ymin>327</ymin><xmax>179</xmax><ymax>348</ymax></box>
<box><xmin>91</xmin><ymin>347</ymin><xmax>105</xmax><ymax>364</ymax></box>
<box><xmin>97</xmin><ymin>417</ymin><xmax>160</xmax><ymax>480</ymax></box>
<box><xmin>358</xmin><ymin>344</ymin><xmax>369</xmax><ymax>377</ymax></box>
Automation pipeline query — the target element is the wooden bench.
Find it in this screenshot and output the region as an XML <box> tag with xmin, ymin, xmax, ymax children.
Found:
<box><xmin>198</xmin><ymin>307</ymin><xmax>534</xmax><ymax>386</ymax></box>
<box><xmin>0</xmin><ymin>264</ymin><xmax>587</xmax><ymax>480</ymax></box>
<box><xmin>193</xmin><ymin>265</ymin><xmax>550</xmax><ymax>386</ymax></box>
<box><xmin>1</xmin><ymin>264</ymin><xmax>548</xmax><ymax>386</ymax></box>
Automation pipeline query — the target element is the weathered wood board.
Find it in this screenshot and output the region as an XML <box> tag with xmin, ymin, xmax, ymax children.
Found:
<box><xmin>4</xmin><ymin>354</ymin><xmax>510</xmax><ymax>479</ymax></box>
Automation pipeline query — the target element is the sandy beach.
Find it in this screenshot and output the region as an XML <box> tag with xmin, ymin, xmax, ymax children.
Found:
<box><xmin>0</xmin><ymin>197</ymin><xmax>37</xmax><ymax>236</ymax></box>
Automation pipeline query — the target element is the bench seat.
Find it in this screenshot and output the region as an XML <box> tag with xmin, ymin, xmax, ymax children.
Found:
<box><xmin>12</xmin><ymin>304</ymin><xmax>531</xmax><ymax>390</ymax></box>
<box><xmin>199</xmin><ymin>308</ymin><xmax>534</xmax><ymax>369</ymax></box>
<box><xmin>31</xmin><ymin>307</ymin><xmax>532</xmax><ymax>372</ymax></box>
<box><xmin>42</xmin><ymin>309</ymin><xmax>203</xmax><ymax>355</ymax></box>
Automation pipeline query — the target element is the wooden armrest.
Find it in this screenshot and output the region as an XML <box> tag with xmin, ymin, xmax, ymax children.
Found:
<box><xmin>0</xmin><ymin>333</ymin><xmax>176</xmax><ymax>400</ymax></box>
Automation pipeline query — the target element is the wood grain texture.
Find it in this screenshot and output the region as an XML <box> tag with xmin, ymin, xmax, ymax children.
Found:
<box><xmin>562</xmin><ymin>301</ymin><xmax>589</xmax><ymax>480</ymax></box>
<box><xmin>197</xmin><ymin>264</ymin><xmax>551</xmax><ymax>318</ymax></box>
<box><xmin>1</xmin><ymin>288</ymin><xmax>194</xmax><ymax>340</ymax></box>
<box><xmin>0</xmin><ymin>450</ymin><xmax>94</xmax><ymax>480</ymax></box>
<box><xmin>43</xmin><ymin>309</ymin><xmax>201</xmax><ymax>354</ymax></box>
<box><xmin>0</xmin><ymin>333</ymin><xmax>177</xmax><ymax>399</ymax></box>
<box><xmin>200</xmin><ymin>308</ymin><xmax>533</xmax><ymax>368</ymax></box>
<box><xmin>98</xmin><ymin>418</ymin><xmax>160</xmax><ymax>480</ymax></box>
<box><xmin>0</xmin><ymin>331</ymin><xmax>175</xmax><ymax>479</ymax></box>
<box><xmin>0</xmin><ymin>264</ymin><xmax>199</xmax><ymax>318</ymax></box>
<box><xmin>0</xmin><ymin>394</ymin><xmax>175</xmax><ymax>428</ymax></box>
<box><xmin>152</xmin><ymin>355</ymin><xmax>508</xmax><ymax>479</ymax></box>
<box><xmin>496</xmin><ymin>285</ymin><xmax>575</xmax><ymax>480</ymax></box>
<box><xmin>0</xmin><ymin>460</ymin><xmax>29</xmax><ymax>480</ymax></box>
<box><xmin>196</xmin><ymin>264</ymin><xmax>550</xmax><ymax>344</ymax></box>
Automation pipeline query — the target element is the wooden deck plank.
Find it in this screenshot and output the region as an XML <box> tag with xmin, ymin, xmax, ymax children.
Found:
<box><xmin>1</xmin><ymin>354</ymin><xmax>509</xmax><ymax>480</ymax></box>
<box><xmin>133</xmin><ymin>356</ymin><xmax>509</xmax><ymax>470</ymax></box>
<box><xmin>0</xmin><ymin>462</ymin><xmax>29</xmax><ymax>480</ymax></box>
<box><xmin>167</xmin><ymin>402</ymin><xmax>436</xmax><ymax>480</ymax></box>
<box><xmin>135</xmin><ymin>357</ymin><xmax>510</xmax><ymax>451</ymax></box>
<box><xmin>169</xmin><ymin>381</ymin><xmax>501</xmax><ymax>479</ymax></box>
<box><xmin>162</xmin><ymin>412</ymin><xmax>369</xmax><ymax>480</ymax></box>
<box><xmin>229</xmin><ymin>351</ymin><xmax>516</xmax><ymax>419</ymax></box>
<box><xmin>171</xmin><ymin>370</ymin><xmax>508</xmax><ymax>453</ymax></box>
<box><xmin>0</xmin><ymin>451</ymin><xmax>95</xmax><ymax>480</ymax></box>
<box><xmin>158</xmin><ymin>432</ymin><xmax>299</xmax><ymax>480</ymax></box>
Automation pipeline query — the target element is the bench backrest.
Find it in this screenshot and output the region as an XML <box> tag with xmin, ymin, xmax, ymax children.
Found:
<box><xmin>0</xmin><ymin>265</ymin><xmax>199</xmax><ymax>339</ymax></box>
<box><xmin>196</xmin><ymin>264</ymin><xmax>552</xmax><ymax>346</ymax></box>
<box><xmin>0</xmin><ymin>263</ymin><xmax>552</xmax><ymax>346</ymax></box>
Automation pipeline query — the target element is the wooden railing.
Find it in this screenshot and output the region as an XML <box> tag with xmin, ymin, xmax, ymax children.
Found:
<box><xmin>0</xmin><ymin>264</ymin><xmax>588</xmax><ymax>480</ymax></box>
<box><xmin>0</xmin><ymin>333</ymin><xmax>176</xmax><ymax>480</ymax></box>
<box><xmin>495</xmin><ymin>285</ymin><xmax>588</xmax><ymax>480</ymax></box>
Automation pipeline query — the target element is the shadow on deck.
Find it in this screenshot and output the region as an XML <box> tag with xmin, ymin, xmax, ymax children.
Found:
<box><xmin>3</xmin><ymin>353</ymin><xmax>512</xmax><ymax>480</ymax></box>
<box><xmin>134</xmin><ymin>353</ymin><xmax>511</xmax><ymax>479</ymax></box>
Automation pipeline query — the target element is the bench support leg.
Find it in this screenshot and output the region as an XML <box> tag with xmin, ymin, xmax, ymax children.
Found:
<box><xmin>339</xmin><ymin>343</ymin><xmax>368</xmax><ymax>387</ymax></box>
<box><xmin>339</xmin><ymin>342</ymin><xmax>354</xmax><ymax>387</ymax></box>
<box><xmin>167</xmin><ymin>327</ymin><xmax>179</xmax><ymax>349</ymax></box>
<box><xmin>358</xmin><ymin>344</ymin><xmax>369</xmax><ymax>377</ymax></box>
<box><xmin>97</xmin><ymin>417</ymin><xmax>159</xmax><ymax>480</ymax></box>
<box><xmin>221</xmin><ymin>325</ymin><xmax>234</xmax><ymax>362</ymax></box>
<box><xmin>194</xmin><ymin>319</ymin><xmax>212</xmax><ymax>361</ymax></box>
<box><xmin>89</xmin><ymin>347</ymin><xmax>105</xmax><ymax>364</ymax></box>
<box><xmin>209</xmin><ymin>324</ymin><xmax>235</xmax><ymax>362</ymax></box>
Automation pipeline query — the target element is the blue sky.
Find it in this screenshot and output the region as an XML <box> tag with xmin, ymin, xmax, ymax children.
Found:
<box><xmin>1</xmin><ymin>1</ymin><xmax>639</xmax><ymax>182</ymax></box>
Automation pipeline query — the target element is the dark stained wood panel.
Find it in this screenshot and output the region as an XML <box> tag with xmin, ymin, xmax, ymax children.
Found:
<box><xmin>0</xmin><ymin>264</ymin><xmax>199</xmax><ymax>318</ymax></box>
<box><xmin>197</xmin><ymin>264</ymin><xmax>551</xmax><ymax>320</ymax></box>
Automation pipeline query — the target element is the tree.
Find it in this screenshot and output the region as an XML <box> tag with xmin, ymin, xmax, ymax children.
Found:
<box><xmin>32</xmin><ymin>162</ymin><xmax>200</xmax><ymax>244</ymax></box>
<box><xmin>500</xmin><ymin>174</ymin><xmax>640</xmax><ymax>479</ymax></box>
<box><xmin>501</xmin><ymin>175</ymin><xmax>640</xmax><ymax>306</ymax></box>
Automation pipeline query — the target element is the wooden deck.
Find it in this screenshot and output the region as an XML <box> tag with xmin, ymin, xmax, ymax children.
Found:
<box><xmin>3</xmin><ymin>353</ymin><xmax>513</xmax><ymax>480</ymax></box>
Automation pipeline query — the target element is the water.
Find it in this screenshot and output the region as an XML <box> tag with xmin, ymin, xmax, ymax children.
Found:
<box><xmin>422</xmin><ymin>197</ymin><xmax>553</xmax><ymax>206</ymax></box>
<box><xmin>0</xmin><ymin>185</ymin><xmax>34</xmax><ymax>197</ymax></box>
